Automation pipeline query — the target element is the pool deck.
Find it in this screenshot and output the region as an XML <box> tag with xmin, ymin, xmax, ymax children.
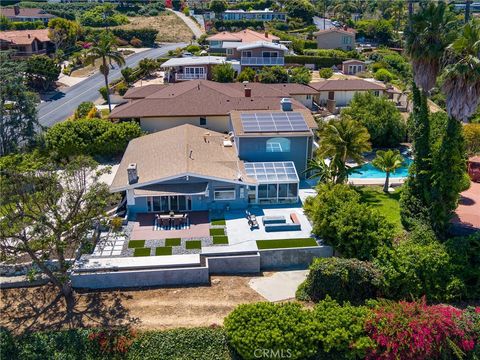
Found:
<box><xmin>349</xmin><ymin>177</ymin><xmax>406</xmax><ymax>186</ymax></box>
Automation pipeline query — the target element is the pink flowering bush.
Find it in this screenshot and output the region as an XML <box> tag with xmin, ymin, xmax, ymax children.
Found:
<box><xmin>365</xmin><ymin>298</ymin><xmax>479</xmax><ymax>360</ymax></box>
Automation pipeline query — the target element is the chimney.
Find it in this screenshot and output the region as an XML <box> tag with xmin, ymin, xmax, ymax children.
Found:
<box><xmin>244</xmin><ymin>88</ymin><xmax>251</xmax><ymax>98</ymax></box>
<box><xmin>264</xmin><ymin>30</ymin><xmax>269</xmax><ymax>38</ymax></box>
<box><xmin>280</xmin><ymin>98</ymin><xmax>292</xmax><ymax>111</ymax></box>
<box><xmin>13</xmin><ymin>5</ymin><xmax>20</xmax><ymax>15</ymax></box>
<box><xmin>343</xmin><ymin>25</ymin><xmax>348</xmax><ymax>31</ymax></box>
<box><xmin>28</xmin><ymin>34</ymin><xmax>31</xmax><ymax>39</ymax></box>
<box><xmin>127</xmin><ymin>163</ymin><xmax>138</xmax><ymax>184</ymax></box>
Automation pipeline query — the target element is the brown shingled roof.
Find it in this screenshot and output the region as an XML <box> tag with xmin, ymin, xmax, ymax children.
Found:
<box><xmin>110</xmin><ymin>80</ymin><xmax>309</xmax><ymax>119</ymax></box>
<box><xmin>123</xmin><ymin>84</ymin><xmax>171</xmax><ymax>99</ymax></box>
<box><xmin>0</xmin><ymin>29</ymin><xmax>51</xmax><ymax>45</ymax></box>
<box><xmin>110</xmin><ymin>124</ymin><xmax>253</xmax><ymax>191</ymax></box>
<box><xmin>309</xmin><ymin>79</ymin><xmax>386</xmax><ymax>92</ymax></box>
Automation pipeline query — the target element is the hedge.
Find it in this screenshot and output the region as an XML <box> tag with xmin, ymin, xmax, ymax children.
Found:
<box><xmin>284</xmin><ymin>55</ymin><xmax>342</xmax><ymax>69</ymax></box>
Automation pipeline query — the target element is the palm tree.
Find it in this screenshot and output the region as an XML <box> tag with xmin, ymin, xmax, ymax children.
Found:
<box><xmin>442</xmin><ymin>20</ymin><xmax>480</xmax><ymax>123</ymax></box>
<box><xmin>317</xmin><ymin>116</ymin><xmax>371</xmax><ymax>183</ymax></box>
<box><xmin>372</xmin><ymin>149</ymin><xmax>404</xmax><ymax>192</ymax></box>
<box><xmin>304</xmin><ymin>157</ymin><xmax>333</xmax><ymax>184</ymax></box>
<box><xmin>405</xmin><ymin>1</ymin><xmax>457</xmax><ymax>93</ymax></box>
<box><xmin>85</xmin><ymin>31</ymin><xmax>125</xmax><ymax>112</ymax></box>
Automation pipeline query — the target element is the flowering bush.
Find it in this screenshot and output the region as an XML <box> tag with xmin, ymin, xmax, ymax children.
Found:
<box><xmin>87</xmin><ymin>327</ymin><xmax>137</xmax><ymax>356</ymax></box>
<box><xmin>365</xmin><ymin>298</ymin><xmax>479</xmax><ymax>360</ymax></box>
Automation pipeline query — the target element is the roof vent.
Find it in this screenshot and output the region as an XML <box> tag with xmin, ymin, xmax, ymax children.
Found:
<box><xmin>203</xmin><ymin>132</ymin><xmax>211</xmax><ymax>143</ymax></box>
<box><xmin>127</xmin><ymin>163</ymin><xmax>138</xmax><ymax>184</ymax></box>
<box><xmin>281</xmin><ymin>98</ymin><xmax>292</xmax><ymax>111</ymax></box>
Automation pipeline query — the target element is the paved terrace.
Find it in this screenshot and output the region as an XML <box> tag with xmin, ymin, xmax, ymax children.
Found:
<box><xmin>452</xmin><ymin>181</ymin><xmax>480</xmax><ymax>231</ymax></box>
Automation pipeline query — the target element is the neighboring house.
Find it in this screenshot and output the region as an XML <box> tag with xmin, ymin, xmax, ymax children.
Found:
<box><xmin>309</xmin><ymin>79</ymin><xmax>386</xmax><ymax>109</ymax></box>
<box><xmin>207</xmin><ymin>29</ymin><xmax>279</xmax><ymax>53</ymax></box>
<box><xmin>342</xmin><ymin>59</ymin><xmax>365</xmax><ymax>75</ymax></box>
<box><xmin>110</xmin><ymin>107</ymin><xmax>316</xmax><ymax>217</ymax></box>
<box><xmin>224</xmin><ymin>41</ymin><xmax>288</xmax><ymax>69</ymax></box>
<box><xmin>0</xmin><ymin>6</ymin><xmax>56</xmax><ymax>23</ymax></box>
<box><xmin>161</xmin><ymin>56</ymin><xmax>228</xmax><ymax>82</ymax></box>
<box><xmin>221</xmin><ymin>9</ymin><xmax>286</xmax><ymax>22</ymax></box>
<box><xmin>314</xmin><ymin>27</ymin><xmax>356</xmax><ymax>51</ymax></box>
<box><xmin>0</xmin><ymin>29</ymin><xmax>54</xmax><ymax>58</ymax></box>
<box><xmin>110</xmin><ymin>80</ymin><xmax>316</xmax><ymax>133</ymax></box>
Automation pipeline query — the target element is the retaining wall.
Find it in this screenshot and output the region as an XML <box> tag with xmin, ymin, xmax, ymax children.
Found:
<box><xmin>259</xmin><ymin>246</ymin><xmax>333</xmax><ymax>269</ymax></box>
<box><xmin>206</xmin><ymin>253</ymin><xmax>261</xmax><ymax>274</ymax></box>
<box><xmin>71</xmin><ymin>266</ymin><xmax>209</xmax><ymax>289</ymax></box>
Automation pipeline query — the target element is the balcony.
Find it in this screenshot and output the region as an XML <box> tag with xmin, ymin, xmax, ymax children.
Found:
<box><xmin>175</xmin><ymin>73</ymin><xmax>207</xmax><ymax>81</ymax></box>
<box><xmin>240</xmin><ymin>57</ymin><xmax>285</xmax><ymax>66</ymax></box>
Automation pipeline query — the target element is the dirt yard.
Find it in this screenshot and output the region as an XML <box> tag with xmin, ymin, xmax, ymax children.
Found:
<box><xmin>0</xmin><ymin>276</ymin><xmax>265</xmax><ymax>334</ymax></box>
<box><xmin>118</xmin><ymin>13</ymin><xmax>194</xmax><ymax>43</ymax></box>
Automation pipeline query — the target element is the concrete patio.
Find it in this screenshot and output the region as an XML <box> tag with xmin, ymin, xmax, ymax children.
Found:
<box><xmin>225</xmin><ymin>206</ymin><xmax>313</xmax><ymax>245</ymax></box>
<box><xmin>130</xmin><ymin>211</ymin><xmax>210</xmax><ymax>240</ymax></box>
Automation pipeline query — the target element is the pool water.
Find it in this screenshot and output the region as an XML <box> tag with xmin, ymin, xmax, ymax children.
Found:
<box><xmin>349</xmin><ymin>156</ymin><xmax>413</xmax><ymax>179</ymax></box>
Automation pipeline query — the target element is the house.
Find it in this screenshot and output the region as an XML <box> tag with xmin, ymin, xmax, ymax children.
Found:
<box><xmin>110</xmin><ymin>107</ymin><xmax>317</xmax><ymax>217</ymax></box>
<box><xmin>309</xmin><ymin>79</ymin><xmax>386</xmax><ymax>110</ymax></box>
<box><xmin>161</xmin><ymin>56</ymin><xmax>229</xmax><ymax>82</ymax></box>
<box><xmin>224</xmin><ymin>41</ymin><xmax>288</xmax><ymax>69</ymax></box>
<box><xmin>0</xmin><ymin>29</ymin><xmax>54</xmax><ymax>58</ymax></box>
<box><xmin>0</xmin><ymin>6</ymin><xmax>56</xmax><ymax>23</ymax></box>
<box><xmin>314</xmin><ymin>27</ymin><xmax>356</xmax><ymax>51</ymax></box>
<box><xmin>342</xmin><ymin>59</ymin><xmax>365</xmax><ymax>75</ymax></box>
<box><xmin>207</xmin><ymin>29</ymin><xmax>279</xmax><ymax>53</ymax></box>
<box><xmin>221</xmin><ymin>9</ymin><xmax>286</xmax><ymax>22</ymax></box>
<box><xmin>110</xmin><ymin>80</ymin><xmax>316</xmax><ymax>133</ymax></box>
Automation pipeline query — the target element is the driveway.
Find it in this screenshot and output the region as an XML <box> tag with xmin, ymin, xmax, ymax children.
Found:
<box><xmin>167</xmin><ymin>9</ymin><xmax>204</xmax><ymax>39</ymax></box>
<box><xmin>37</xmin><ymin>43</ymin><xmax>185</xmax><ymax>128</ymax></box>
<box><xmin>249</xmin><ymin>270</ymin><xmax>309</xmax><ymax>301</ymax></box>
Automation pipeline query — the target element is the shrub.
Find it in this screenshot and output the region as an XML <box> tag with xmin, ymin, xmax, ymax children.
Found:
<box><xmin>374</xmin><ymin>68</ymin><xmax>395</xmax><ymax>82</ymax></box>
<box><xmin>45</xmin><ymin>119</ymin><xmax>143</xmax><ymax>159</ymax></box>
<box><xmin>0</xmin><ymin>327</ymin><xmax>17</xmax><ymax>359</ymax></box>
<box><xmin>99</xmin><ymin>86</ymin><xmax>109</xmax><ymax>101</ymax></box>
<box><xmin>304</xmin><ymin>184</ymin><xmax>394</xmax><ymax>260</ymax></box>
<box><xmin>313</xmin><ymin>297</ymin><xmax>374</xmax><ymax>359</ymax></box>
<box><xmin>285</xmin><ymin>55</ymin><xmax>342</xmax><ymax>69</ymax></box>
<box><xmin>80</xmin><ymin>5</ymin><xmax>129</xmax><ymax>27</ymax></box>
<box><xmin>87</xmin><ymin>328</ymin><xmax>137</xmax><ymax>356</ymax></box>
<box><xmin>342</xmin><ymin>92</ymin><xmax>406</xmax><ymax>147</ymax></box>
<box><xmin>365</xmin><ymin>299</ymin><xmax>479</xmax><ymax>360</ymax></box>
<box><xmin>258</xmin><ymin>65</ymin><xmax>288</xmax><ymax>83</ymax></box>
<box><xmin>297</xmin><ymin>257</ymin><xmax>384</xmax><ymax>304</ymax></box>
<box><xmin>288</xmin><ymin>66</ymin><xmax>311</xmax><ymax>85</ymax></box>
<box><xmin>111</xmin><ymin>28</ymin><xmax>158</xmax><ymax>47</ymax></box>
<box><xmin>116</xmin><ymin>82</ymin><xmax>128</xmax><ymax>96</ymax></box>
<box><xmin>237</xmin><ymin>67</ymin><xmax>256</xmax><ymax>82</ymax></box>
<box><xmin>138</xmin><ymin>58</ymin><xmax>158</xmax><ymax>77</ymax></box>
<box><xmin>116</xmin><ymin>37</ymin><xmax>129</xmax><ymax>46</ymax></box>
<box><xmin>186</xmin><ymin>44</ymin><xmax>201</xmax><ymax>53</ymax></box>
<box><xmin>74</xmin><ymin>101</ymin><xmax>96</xmax><ymax>119</ymax></box>
<box><xmin>129</xmin><ymin>37</ymin><xmax>142</xmax><ymax>48</ymax></box>
<box><xmin>463</xmin><ymin>123</ymin><xmax>480</xmax><ymax>155</ymax></box>
<box><xmin>318</xmin><ymin>67</ymin><xmax>333</xmax><ymax>79</ymax></box>
<box><xmin>224</xmin><ymin>302</ymin><xmax>318</xmax><ymax>360</ymax></box>
<box><xmin>212</xmin><ymin>63</ymin><xmax>235</xmax><ymax>83</ymax></box>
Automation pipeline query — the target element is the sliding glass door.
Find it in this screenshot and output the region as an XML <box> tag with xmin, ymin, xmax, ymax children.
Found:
<box><xmin>147</xmin><ymin>196</ymin><xmax>192</xmax><ymax>212</ymax></box>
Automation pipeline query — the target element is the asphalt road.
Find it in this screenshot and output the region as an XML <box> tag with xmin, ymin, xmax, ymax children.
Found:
<box><xmin>37</xmin><ymin>43</ymin><xmax>185</xmax><ymax>128</ymax></box>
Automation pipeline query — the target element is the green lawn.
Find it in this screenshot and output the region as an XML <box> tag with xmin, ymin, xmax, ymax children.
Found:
<box><xmin>256</xmin><ymin>238</ymin><xmax>318</xmax><ymax>250</ymax></box>
<box><xmin>211</xmin><ymin>219</ymin><xmax>226</xmax><ymax>226</ymax></box>
<box><xmin>155</xmin><ymin>247</ymin><xmax>173</xmax><ymax>256</ymax></box>
<box><xmin>128</xmin><ymin>240</ymin><xmax>145</xmax><ymax>248</ymax></box>
<box><xmin>357</xmin><ymin>186</ymin><xmax>402</xmax><ymax>232</ymax></box>
<box><xmin>165</xmin><ymin>238</ymin><xmax>181</xmax><ymax>246</ymax></box>
<box><xmin>212</xmin><ymin>235</ymin><xmax>229</xmax><ymax>245</ymax></box>
<box><xmin>210</xmin><ymin>228</ymin><xmax>225</xmax><ymax>236</ymax></box>
<box><xmin>185</xmin><ymin>240</ymin><xmax>202</xmax><ymax>249</ymax></box>
<box><xmin>134</xmin><ymin>247</ymin><xmax>151</xmax><ymax>256</ymax></box>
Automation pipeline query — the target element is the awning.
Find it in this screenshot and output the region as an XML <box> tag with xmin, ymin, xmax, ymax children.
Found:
<box><xmin>134</xmin><ymin>183</ymin><xmax>208</xmax><ymax>196</ymax></box>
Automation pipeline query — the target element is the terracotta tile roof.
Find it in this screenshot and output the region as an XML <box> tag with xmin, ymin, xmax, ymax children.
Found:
<box><xmin>309</xmin><ymin>79</ymin><xmax>386</xmax><ymax>92</ymax></box>
<box><xmin>0</xmin><ymin>7</ymin><xmax>55</xmax><ymax>19</ymax></box>
<box><xmin>0</xmin><ymin>29</ymin><xmax>51</xmax><ymax>45</ymax></box>
<box><xmin>110</xmin><ymin>124</ymin><xmax>254</xmax><ymax>191</ymax></box>
<box><xmin>110</xmin><ymin>80</ymin><xmax>309</xmax><ymax>119</ymax></box>
<box><xmin>207</xmin><ymin>29</ymin><xmax>279</xmax><ymax>43</ymax></box>
<box><xmin>230</xmin><ymin>109</ymin><xmax>318</xmax><ymax>137</ymax></box>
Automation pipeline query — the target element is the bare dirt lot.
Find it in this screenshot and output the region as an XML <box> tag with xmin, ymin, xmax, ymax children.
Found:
<box><xmin>0</xmin><ymin>276</ymin><xmax>265</xmax><ymax>334</ymax></box>
<box><xmin>117</xmin><ymin>13</ymin><xmax>194</xmax><ymax>43</ymax></box>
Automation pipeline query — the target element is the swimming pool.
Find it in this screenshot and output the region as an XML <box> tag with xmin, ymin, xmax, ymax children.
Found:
<box><xmin>349</xmin><ymin>156</ymin><xmax>413</xmax><ymax>179</ymax></box>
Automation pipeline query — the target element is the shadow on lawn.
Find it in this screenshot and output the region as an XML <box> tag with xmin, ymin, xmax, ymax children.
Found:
<box><xmin>0</xmin><ymin>285</ymin><xmax>139</xmax><ymax>334</ymax></box>
<box><xmin>358</xmin><ymin>187</ymin><xmax>401</xmax><ymax>205</ymax></box>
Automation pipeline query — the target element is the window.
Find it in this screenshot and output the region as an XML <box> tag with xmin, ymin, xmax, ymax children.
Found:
<box><xmin>342</xmin><ymin>36</ymin><xmax>352</xmax><ymax>44</ymax></box>
<box><xmin>306</xmin><ymin>94</ymin><xmax>312</xmax><ymax>100</ymax></box>
<box><xmin>226</xmin><ymin>48</ymin><xmax>233</xmax><ymax>55</ymax></box>
<box><xmin>266</xmin><ymin>138</ymin><xmax>291</xmax><ymax>153</ymax></box>
<box><xmin>200</xmin><ymin>117</ymin><xmax>207</xmax><ymax>125</ymax></box>
<box><xmin>242</xmin><ymin>51</ymin><xmax>252</xmax><ymax>58</ymax></box>
<box><xmin>185</xmin><ymin>67</ymin><xmax>205</xmax><ymax>76</ymax></box>
<box><xmin>328</xmin><ymin>91</ymin><xmax>335</xmax><ymax>100</ymax></box>
<box><xmin>262</xmin><ymin>51</ymin><xmax>278</xmax><ymax>58</ymax></box>
<box><xmin>214</xmin><ymin>188</ymin><xmax>236</xmax><ymax>200</ymax></box>
<box><xmin>373</xmin><ymin>91</ymin><xmax>380</xmax><ymax>96</ymax></box>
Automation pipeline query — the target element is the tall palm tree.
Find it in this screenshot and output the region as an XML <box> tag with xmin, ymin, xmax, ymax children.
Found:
<box><xmin>372</xmin><ymin>149</ymin><xmax>404</xmax><ymax>192</ymax></box>
<box><xmin>85</xmin><ymin>31</ymin><xmax>125</xmax><ymax>112</ymax></box>
<box><xmin>405</xmin><ymin>1</ymin><xmax>457</xmax><ymax>93</ymax></box>
<box><xmin>317</xmin><ymin>116</ymin><xmax>371</xmax><ymax>183</ymax></box>
<box><xmin>442</xmin><ymin>20</ymin><xmax>480</xmax><ymax>123</ymax></box>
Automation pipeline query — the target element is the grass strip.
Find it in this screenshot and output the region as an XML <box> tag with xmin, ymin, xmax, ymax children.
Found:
<box><xmin>128</xmin><ymin>240</ymin><xmax>145</xmax><ymax>248</ymax></box>
<box><xmin>185</xmin><ymin>240</ymin><xmax>202</xmax><ymax>249</ymax></box>
<box><xmin>155</xmin><ymin>247</ymin><xmax>173</xmax><ymax>256</ymax></box>
<box><xmin>165</xmin><ymin>238</ymin><xmax>181</xmax><ymax>246</ymax></box>
<box><xmin>211</xmin><ymin>219</ymin><xmax>226</xmax><ymax>226</ymax></box>
<box><xmin>209</xmin><ymin>228</ymin><xmax>225</xmax><ymax>236</ymax></box>
<box><xmin>256</xmin><ymin>238</ymin><xmax>318</xmax><ymax>250</ymax></box>
<box><xmin>134</xmin><ymin>247</ymin><xmax>151</xmax><ymax>256</ymax></box>
<box><xmin>212</xmin><ymin>236</ymin><xmax>229</xmax><ymax>245</ymax></box>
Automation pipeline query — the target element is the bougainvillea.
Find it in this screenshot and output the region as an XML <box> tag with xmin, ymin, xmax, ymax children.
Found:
<box><xmin>365</xmin><ymin>298</ymin><xmax>479</xmax><ymax>360</ymax></box>
<box><xmin>87</xmin><ymin>327</ymin><xmax>137</xmax><ymax>356</ymax></box>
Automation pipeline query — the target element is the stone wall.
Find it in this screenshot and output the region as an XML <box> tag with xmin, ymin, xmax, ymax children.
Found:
<box><xmin>259</xmin><ymin>246</ymin><xmax>333</xmax><ymax>269</ymax></box>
